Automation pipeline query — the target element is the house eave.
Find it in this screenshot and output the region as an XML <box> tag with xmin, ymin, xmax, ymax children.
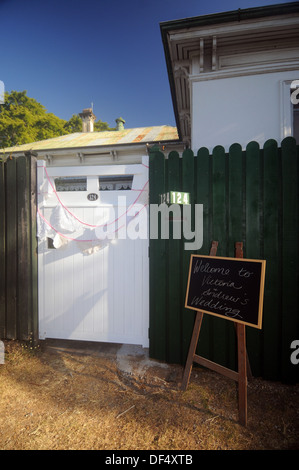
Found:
<box><xmin>160</xmin><ymin>2</ymin><xmax>299</xmax><ymax>145</ymax></box>
<box><xmin>160</xmin><ymin>2</ymin><xmax>299</xmax><ymax>34</ymax></box>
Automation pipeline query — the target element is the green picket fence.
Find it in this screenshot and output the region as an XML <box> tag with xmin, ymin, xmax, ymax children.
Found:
<box><xmin>0</xmin><ymin>154</ymin><xmax>38</xmax><ymax>342</ymax></box>
<box><xmin>149</xmin><ymin>137</ymin><xmax>299</xmax><ymax>384</ymax></box>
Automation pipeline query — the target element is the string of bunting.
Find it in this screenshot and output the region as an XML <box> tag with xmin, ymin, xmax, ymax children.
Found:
<box><xmin>37</xmin><ymin>205</ymin><xmax>148</xmax><ymax>243</ymax></box>
<box><xmin>41</xmin><ymin>165</ymin><xmax>149</xmax><ymax>228</ymax></box>
<box><xmin>37</xmin><ymin>164</ymin><xmax>149</xmax><ymax>244</ymax></box>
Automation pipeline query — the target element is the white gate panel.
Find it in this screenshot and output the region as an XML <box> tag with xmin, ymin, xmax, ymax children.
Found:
<box><xmin>37</xmin><ymin>161</ymin><xmax>149</xmax><ymax>347</ymax></box>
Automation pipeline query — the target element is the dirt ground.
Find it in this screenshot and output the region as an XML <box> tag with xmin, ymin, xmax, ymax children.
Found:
<box><xmin>0</xmin><ymin>339</ymin><xmax>298</xmax><ymax>450</ymax></box>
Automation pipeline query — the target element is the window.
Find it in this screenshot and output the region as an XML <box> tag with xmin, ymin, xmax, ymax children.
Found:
<box><xmin>98</xmin><ymin>175</ymin><xmax>133</xmax><ymax>191</ymax></box>
<box><xmin>291</xmin><ymin>81</ymin><xmax>299</xmax><ymax>142</ymax></box>
<box><xmin>280</xmin><ymin>80</ymin><xmax>299</xmax><ymax>141</ymax></box>
<box><xmin>54</xmin><ymin>176</ymin><xmax>87</xmax><ymax>192</ymax></box>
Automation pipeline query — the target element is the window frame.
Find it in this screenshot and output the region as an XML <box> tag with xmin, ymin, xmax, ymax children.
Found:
<box><xmin>280</xmin><ymin>79</ymin><xmax>299</xmax><ymax>141</ymax></box>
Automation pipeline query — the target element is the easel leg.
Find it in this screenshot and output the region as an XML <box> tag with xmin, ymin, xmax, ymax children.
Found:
<box><xmin>181</xmin><ymin>311</ymin><xmax>203</xmax><ymax>391</ymax></box>
<box><xmin>237</xmin><ymin>323</ymin><xmax>248</xmax><ymax>426</ymax></box>
<box><xmin>234</xmin><ymin>242</ymin><xmax>252</xmax><ymax>382</ymax></box>
<box><xmin>181</xmin><ymin>241</ymin><xmax>218</xmax><ymax>391</ymax></box>
<box><xmin>234</xmin><ymin>323</ymin><xmax>252</xmax><ymax>381</ymax></box>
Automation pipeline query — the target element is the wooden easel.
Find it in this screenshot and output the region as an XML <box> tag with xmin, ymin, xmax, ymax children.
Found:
<box><xmin>181</xmin><ymin>241</ymin><xmax>251</xmax><ymax>426</ymax></box>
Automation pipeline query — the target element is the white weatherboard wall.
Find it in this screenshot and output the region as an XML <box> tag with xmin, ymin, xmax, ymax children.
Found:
<box><xmin>37</xmin><ymin>159</ymin><xmax>149</xmax><ymax>347</ymax></box>
<box><xmin>191</xmin><ymin>70</ymin><xmax>299</xmax><ymax>151</ymax></box>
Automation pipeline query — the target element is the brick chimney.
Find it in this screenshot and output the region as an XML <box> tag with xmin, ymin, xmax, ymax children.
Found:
<box><xmin>79</xmin><ymin>108</ymin><xmax>96</xmax><ymax>132</ymax></box>
<box><xmin>116</xmin><ymin>117</ymin><xmax>125</xmax><ymax>131</ymax></box>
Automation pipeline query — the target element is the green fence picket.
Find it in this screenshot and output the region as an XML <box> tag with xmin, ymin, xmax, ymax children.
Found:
<box><xmin>211</xmin><ymin>145</ymin><xmax>230</xmax><ymax>366</ymax></box>
<box><xmin>245</xmin><ymin>141</ymin><xmax>263</xmax><ymax>376</ymax></box>
<box><xmin>228</xmin><ymin>143</ymin><xmax>244</xmax><ymax>255</ymax></box>
<box><xmin>196</xmin><ymin>147</ymin><xmax>211</xmax><ymax>254</ymax></box>
<box><xmin>30</xmin><ymin>155</ymin><xmax>38</xmax><ymax>343</ymax></box>
<box><xmin>0</xmin><ymin>161</ymin><xmax>5</xmax><ymax>338</ymax></box>
<box><xmin>281</xmin><ymin>137</ymin><xmax>299</xmax><ymax>383</ymax></box>
<box><xmin>181</xmin><ymin>149</ymin><xmax>195</xmax><ymax>362</ymax></box>
<box><xmin>149</xmin><ymin>148</ymin><xmax>167</xmax><ymax>360</ymax></box>
<box><xmin>195</xmin><ymin>147</ymin><xmax>212</xmax><ymax>361</ymax></box>
<box><xmin>227</xmin><ymin>142</ymin><xmax>244</xmax><ymax>370</ymax></box>
<box><xmin>262</xmin><ymin>139</ymin><xmax>281</xmax><ymax>380</ymax></box>
<box><xmin>16</xmin><ymin>156</ymin><xmax>31</xmax><ymax>340</ymax></box>
<box><xmin>5</xmin><ymin>157</ymin><xmax>18</xmax><ymax>339</ymax></box>
<box><xmin>167</xmin><ymin>151</ymin><xmax>182</xmax><ymax>362</ymax></box>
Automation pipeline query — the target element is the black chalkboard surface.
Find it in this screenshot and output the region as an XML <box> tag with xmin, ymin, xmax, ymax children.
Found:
<box><xmin>185</xmin><ymin>255</ymin><xmax>266</xmax><ymax>329</ymax></box>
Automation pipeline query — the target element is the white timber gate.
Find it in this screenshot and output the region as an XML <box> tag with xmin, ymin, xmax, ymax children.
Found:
<box><xmin>37</xmin><ymin>159</ymin><xmax>149</xmax><ymax>347</ymax></box>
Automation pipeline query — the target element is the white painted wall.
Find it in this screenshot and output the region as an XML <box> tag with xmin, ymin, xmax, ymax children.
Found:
<box><xmin>191</xmin><ymin>70</ymin><xmax>299</xmax><ymax>152</ymax></box>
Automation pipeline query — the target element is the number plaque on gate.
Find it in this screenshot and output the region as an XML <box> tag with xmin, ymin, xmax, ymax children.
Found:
<box><xmin>87</xmin><ymin>193</ymin><xmax>98</xmax><ymax>201</ymax></box>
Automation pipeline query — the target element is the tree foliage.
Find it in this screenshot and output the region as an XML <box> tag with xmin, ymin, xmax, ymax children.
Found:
<box><xmin>63</xmin><ymin>114</ymin><xmax>82</xmax><ymax>134</ymax></box>
<box><xmin>0</xmin><ymin>90</ymin><xmax>115</xmax><ymax>148</ymax></box>
<box><xmin>94</xmin><ymin>119</ymin><xmax>116</xmax><ymax>132</ymax></box>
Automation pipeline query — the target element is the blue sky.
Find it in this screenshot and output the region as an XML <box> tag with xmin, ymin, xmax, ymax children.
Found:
<box><xmin>0</xmin><ymin>0</ymin><xmax>295</xmax><ymax>129</ymax></box>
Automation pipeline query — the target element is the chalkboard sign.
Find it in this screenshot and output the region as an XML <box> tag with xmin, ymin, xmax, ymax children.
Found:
<box><xmin>185</xmin><ymin>255</ymin><xmax>266</xmax><ymax>329</ymax></box>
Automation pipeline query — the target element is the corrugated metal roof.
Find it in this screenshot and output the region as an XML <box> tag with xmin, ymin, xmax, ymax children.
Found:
<box><xmin>1</xmin><ymin>126</ymin><xmax>179</xmax><ymax>153</ymax></box>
